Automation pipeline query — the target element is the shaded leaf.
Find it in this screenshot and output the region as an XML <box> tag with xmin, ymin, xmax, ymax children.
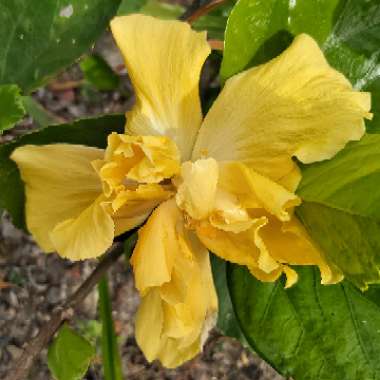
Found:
<box><xmin>140</xmin><ymin>0</ymin><xmax>184</xmax><ymax>19</ymax></box>
<box><xmin>220</xmin><ymin>0</ymin><xmax>340</xmax><ymax>80</ymax></box>
<box><xmin>22</xmin><ymin>96</ymin><xmax>61</xmax><ymax>128</ymax></box>
<box><xmin>118</xmin><ymin>0</ymin><xmax>148</xmax><ymax>15</ymax></box>
<box><xmin>211</xmin><ymin>255</ymin><xmax>248</xmax><ymax>345</ymax></box>
<box><xmin>0</xmin><ymin>0</ymin><xmax>121</xmax><ymax>92</ymax></box>
<box><xmin>323</xmin><ymin>0</ymin><xmax>380</xmax><ymax>133</ymax></box>
<box><xmin>229</xmin><ymin>265</ymin><xmax>380</xmax><ymax>380</ymax></box>
<box><xmin>80</xmin><ymin>55</ymin><xmax>120</xmax><ymax>91</ymax></box>
<box><xmin>0</xmin><ymin>84</ymin><xmax>25</xmax><ymax>133</ymax></box>
<box><xmin>0</xmin><ymin>114</ymin><xmax>125</xmax><ymax>230</ymax></box>
<box><xmin>118</xmin><ymin>0</ymin><xmax>233</xmax><ymax>40</ymax></box>
<box><xmin>48</xmin><ymin>324</ymin><xmax>95</xmax><ymax>380</ymax></box>
<box><xmin>297</xmin><ymin>134</ymin><xmax>380</xmax><ymax>289</ymax></box>
<box><xmin>124</xmin><ymin>232</ymin><xmax>138</xmax><ymax>268</ymax></box>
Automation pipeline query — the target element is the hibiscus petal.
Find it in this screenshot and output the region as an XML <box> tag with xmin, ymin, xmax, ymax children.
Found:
<box><xmin>218</xmin><ymin>161</ymin><xmax>301</xmax><ymax>221</ymax></box>
<box><xmin>110</xmin><ymin>15</ymin><xmax>210</xmax><ymax>160</ymax></box>
<box><xmin>50</xmin><ymin>196</ymin><xmax>114</xmax><ymax>260</ymax></box>
<box><xmin>196</xmin><ymin>219</ymin><xmax>265</xmax><ymax>268</ymax></box>
<box><xmin>111</xmin><ymin>183</ymin><xmax>173</xmax><ymax>236</ymax></box>
<box><xmin>10</xmin><ymin>144</ymin><xmax>104</xmax><ymax>253</ymax></box>
<box><xmin>131</xmin><ymin>200</ymin><xmax>179</xmax><ymax>294</ymax></box>
<box><xmin>176</xmin><ymin>158</ymin><xmax>219</xmax><ymax>220</ymax></box>
<box><xmin>98</xmin><ymin>133</ymin><xmax>180</xmax><ymax>192</ymax></box>
<box><xmin>132</xmin><ymin>199</ymin><xmax>217</xmax><ymax>368</ymax></box>
<box><xmin>193</xmin><ymin>34</ymin><xmax>371</xmax><ymax>185</ymax></box>
<box><xmin>135</xmin><ymin>288</ymin><xmax>165</xmax><ymax>361</ymax></box>
<box><xmin>260</xmin><ymin>215</ymin><xmax>343</xmax><ymax>284</ymax></box>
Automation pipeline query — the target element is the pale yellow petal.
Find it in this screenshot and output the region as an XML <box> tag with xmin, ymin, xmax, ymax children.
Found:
<box><xmin>110</xmin><ymin>15</ymin><xmax>210</xmax><ymax>160</ymax></box>
<box><xmin>110</xmin><ymin>183</ymin><xmax>173</xmax><ymax>236</ymax></box>
<box><xmin>283</xmin><ymin>266</ymin><xmax>299</xmax><ymax>288</ymax></box>
<box><xmin>98</xmin><ymin>133</ymin><xmax>180</xmax><ymax>193</ymax></box>
<box><xmin>193</xmin><ymin>34</ymin><xmax>371</xmax><ymax>183</ymax></box>
<box><xmin>157</xmin><ymin>337</ymin><xmax>200</xmax><ymax>369</ymax></box>
<box><xmin>176</xmin><ymin>158</ymin><xmax>218</xmax><ymax>220</ymax></box>
<box><xmin>195</xmin><ymin>220</ymin><xmax>264</xmax><ymax>268</ymax></box>
<box><xmin>218</xmin><ymin>161</ymin><xmax>300</xmax><ymax>221</ymax></box>
<box><xmin>135</xmin><ymin>288</ymin><xmax>164</xmax><ymax>361</ymax></box>
<box><xmin>260</xmin><ymin>215</ymin><xmax>343</xmax><ymax>284</ymax></box>
<box><xmin>249</xmin><ymin>266</ymin><xmax>283</xmax><ymax>283</ymax></box>
<box><xmin>130</xmin><ymin>200</ymin><xmax>179</xmax><ymax>294</ymax></box>
<box><xmin>210</xmin><ymin>189</ymin><xmax>254</xmax><ymax>233</ymax></box>
<box><xmin>50</xmin><ymin>196</ymin><xmax>114</xmax><ymax>260</ymax></box>
<box><xmin>10</xmin><ymin>144</ymin><xmax>103</xmax><ymax>253</ymax></box>
<box><xmin>132</xmin><ymin>199</ymin><xmax>217</xmax><ymax>368</ymax></box>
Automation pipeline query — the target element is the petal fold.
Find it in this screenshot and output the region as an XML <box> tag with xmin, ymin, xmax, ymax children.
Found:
<box><xmin>111</xmin><ymin>15</ymin><xmax>210</xmax><ymax>160</ymax></box>
<box><xmin>50</xmin><ymin>196</ymin><xmax>114</xmax><ymax>260</ymax></box>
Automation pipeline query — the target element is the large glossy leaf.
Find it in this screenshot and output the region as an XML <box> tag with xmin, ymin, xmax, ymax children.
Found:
<box><xmin>323</xmin><ymin>0</ymin><xmax>380</xmax><ymax>133</ymax></box>
<box><xmin>48</xmin><ymin>324</ymin><xmax>96</xmax><ymax>380</ymax></box>
<box><xmin>229</xmin><ymin>265</ymin><xmax>380</xmax><ymax>380</ymax></box>
<box><xmin>0</xmin><ymin>84</ymin><xmax>25</xmax><ymax>133</ymax></box>
<box><xmin>220</xmin><ymin>0</ymin><xmax>341</xmax><ymax>80</ymax></box>
<box><xmin>0</xmin><ymin>0</ymin><xmax>121</xmax><ymax>93</ymax></box>
<box><xmin>211</xmin><ymin>255</ymin><xmax>247</xmax><ymax>345</ymax></box>
<box><xmin>0</xmin><ymin>114</ymin><xmax>125</xmax><ymax>229</ymax></box>
<box><xmin>297</xmin><ymin>134</ymin><xmax>380</xmax><ymax>290</ymax></box>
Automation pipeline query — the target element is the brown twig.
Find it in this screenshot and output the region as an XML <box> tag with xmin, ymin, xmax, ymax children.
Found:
<box><xmin>4</xmin><ymin>242</ymin><xmax>124</xmax><ymax>380</ymax></box>
<box><xmin>48</xmin><ymin>79</ymin><xmax>84</xmax><ymax>91</ymax></box>
<box><xmin>181</xmin><ymin>0</ymin><xmax>226</xmax><ymax>23</ymax></box>
<box><xmin>208</xmin><ymin>39</ymin><xmax>224</xmax><ymax>51</ymax></box>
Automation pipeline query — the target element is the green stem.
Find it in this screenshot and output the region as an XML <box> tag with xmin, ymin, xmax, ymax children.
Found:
<box><xmin>98</xmin><ymin>275</ymin><xmax>124</xmax><ymax>380</ymax></box>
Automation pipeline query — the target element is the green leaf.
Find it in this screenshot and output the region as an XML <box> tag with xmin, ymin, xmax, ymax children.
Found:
<box><xmin>22</xmin><ymin>96</ymin><xmax>61</xmax><ymax>128</ymax></box>
<box><xmin>80</xmin><ymin>55</ymin><xmax>120</xmax><ymax>91</ymax></box>
<box><xmin>211</xmin><ymin>255</ymin><xmax>248</xmax><ymax>345</ymax></box>
<box><xmin>220</xmin><ymin>0</ymin><xmax>340</xmax><ymax>80</ymax></box>
<box><xmin>0</xmin><ymin>84</ymin><xmax>25</xmax><ymax>133</ymax></box>
<box><xmin>229</xmin><ymin>265</ymin><xmax>380</xmax><ymax>380</ymax></box>
<box><xmin>193</xmin><ymin>0</ymin><xmax>236</xmax><ymax>40</ymax></box>
<box><xmin>48</xmin><ymin>324</ymin><xmax>96</xmax><ymax>380</ymax></box>
<box><xmin>297</xmin><ymin>134</ymin><xmax>380</xmax><ymax>289</ymax></box>
<box><xmin>323</xmin><ymin>0</ymin><xmax>380</xmax><ymax>133</ymax></box>
<box><xmin>98</xmin><ymin>275</ymin><xmax>123</xmax><ymax>380</ymax></box>
<box><xmin>118</xmin><ymin>0</ymin><xmax>148</xmax><ymax>15</ymax></box>
<box><xmin>0</xmin><ymin>0</ymin><xmax>121</xmax><ymax>93</ymax></box>
<box><xmin>117</xmin><ymin>0</ymin><xmax>233</xmax><ymax>40</ymax></box>
<box><xmin>118</xmin><ymin>0</ymin><xmax>182</xmax><ymax>18</ymax></box>
<box><xmin>140</xmin><ymin>0</ymin><xmax>184</xmax><ymax>19</ymax></box>
<box><xmin>0</xmin><ymin>114</ymin><xmax>125</xmax><ymax>230</ymax></box>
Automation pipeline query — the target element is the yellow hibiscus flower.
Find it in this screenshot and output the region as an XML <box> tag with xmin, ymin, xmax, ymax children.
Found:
<box><xmin>10</xmin><ymin>15</ymin><xmax>371</xmax><ymax>368</ymax></box>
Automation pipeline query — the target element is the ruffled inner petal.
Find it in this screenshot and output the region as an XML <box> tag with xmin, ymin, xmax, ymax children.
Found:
<box><xmin>132</xmin><ymin>199</ymin><xmax>218</xmax><ymax>368</ymax></box>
